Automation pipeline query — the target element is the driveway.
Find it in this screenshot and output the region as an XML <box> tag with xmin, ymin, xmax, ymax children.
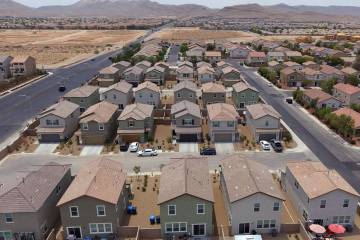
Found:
<box><xmin>178</xmin><ymin>143</ymin><xmax>199</xmax><ymax>153</ymax></box>
<box><xmin>215</xmin><ymin>143</ymin><xmax>235</xmax><ymax>154</ymax></box>
<box><xmin>34</xmin><ymin>143</ymin><xmax>58</xmax><ymax>154</ymax></box>
<box><xmin>80</xmin><ymin>145</ymin><xmax>104</xmax><ymax>156</ymax></box>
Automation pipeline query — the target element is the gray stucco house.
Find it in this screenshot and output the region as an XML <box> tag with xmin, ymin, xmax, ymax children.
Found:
<box><xmin>232</xmin><ymin>82</ymin><xmax>259</xmax><ymax>110</ymax></box>
<box><xmin>63</xmin><ymin>85</ymin><xmax>100</xmax><ymax>113</ymax></box>
<box><xmin>57</xmin><ymin>158</ymin><xmax>128</xmax><ymax>239</ymax></box>
<box><xmin>158</xmin><ymin>157</ymin><xmax>214</xmax><ymax>237</ymax></box>
<box><xmin>133</xmin><ymin>81</ymin><xmax>160</xmax><ymax>107</ymax></box>
<box><xmin>173</xmin><ymin>81</ymin><xmax>197</xmax><ymax>103</ymax></box>
<box><xmin>97</xmin><ymin>65</ymin><xmax>121</xmax><ymax>87</ymax></box>
<box><xmin>0</xmin><ymin>55</ymin><xmax>13</xmax><ymax>80</ymax></box>
<box><xmin>123</xmin><ymin>66</ymin><xmax>144</xmax><ymax>86</ymax></box>
<box><xmin>0</xmin><ymin>163</ymin><xmax>71</xmax><ymax>240</ymax></box>
<box><xmin>102</xmin><ymin>81</ymin><xmax>133</xmax><ymax>110</ymax></box>
<box><xmin>145</xmin><ymin>66</ymin><xmax>166</xmax><ymax>85</ymax></box>
<box><xmin>201</xmin><ymin>82</ymin><xmax>226</xmax><ymax>106</ymax></box>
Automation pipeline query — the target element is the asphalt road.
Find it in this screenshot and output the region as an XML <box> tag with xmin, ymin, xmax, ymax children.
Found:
<box><xmin>230</xmin><ymin>61</ymin><xmax>360</xmax><ymax>192</ymax></box>
<box><xmin>166</xmin><ymin>44</ymin><xmax>180</xmax><ymax>65</ymax></box>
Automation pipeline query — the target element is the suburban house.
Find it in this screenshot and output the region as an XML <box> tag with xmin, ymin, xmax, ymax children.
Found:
<box><xmin>197</xmin><ymin>61</ymin><xmax>212</xmax><ymax>69</ymax></box>
<box><xmin>216</xmin><ymin>61</ymin><xmax>232</xmax><ymax>70</ymax></box>
<box><xmin>97</xmin><ymin>65</ymin><xmax>120</xmax><ymax>87</ymax></box>
<box><xmin>303</xmin><ymin>61</ymin><xmax>318</xmax><ymax>70</ymax></box>
<box><xmin>334</xmin><ymin>108</ymin><xmax>360</xmax><ymax>136</ymax></box>
<box><xmin>173</xmin><ymin>80</ymin><xmax>197</xmax><ymax>103</ymax></box>
<box><xmin>112</xmin><ymin>60</ymin><xmax>131</xmax><ymax>74</ymax></box>
<box><xmin>301</xmin><ymin>68</ymin><xmax>326</xmax><ymax>87</ymax></box>
<box><xmin>220</xmin><ymin>156</ymin><xmax>284</xmax><ymax>235</ymax></box>
<box><xmin>284</xmin><ymin>51</ymin><xmax>302</xmax><ymax>60</ymax></box>
<box><xmin>341</xmin><ymin>67</ymin><xmax>360</xmax><ymax>80</ymax></box>
<box><xmin>201</xmin><ymin>82</ymin><xmax>226</xmax><ymax>105</ymax></box>
<box><xmin>158</xmin><ymin>158</ymin><xmax>214</xmax><ymax>237</ymax></box>
<box><xmin>245</xmin><ymin>103</ymin><xmax>281</xmax><ymax>142</ymax></box>
<box><xmin>228</xmin><ymin>45</ymin><xmax>250</xmax><ymax>61</ymax></box>
<box><xmin>57</xmin><ymin>158</ymin><xmax>128</xmax><ymax>239</ymax></box>
<box><xmin>117</xmin><ymin>103</ymin><xmax>154</xmax><ymax>143</ymax></box>
<box><xmin>63</xmin><ymin>85</ymin><xmax>100</xmax><ymax>113</ymax></box>
<box><xmin>171</xmin><ymin>100</ymin><xmax>202</xmax><ymax>142</ymax></box>
<box><xmin>268</xmin><ymin>61</ymin><xmax>282</xmax><ymax>72</ymax></box>
<box><xmin>176</xmin><ymin>65</ymin><xmax>194</xmax><ymax>82</ymax></box>
<box><xmin>36</xmin><ymin>100</ymin><xmax>80</xmax><ymax>143</ymax></box>
<box><xmin>0</xmin><ymin>163</ymin><xmax>71</xmax><ymax>240</ymax></box>
<box><xmin>145</xmin><ymin>66</ymin><xmax>165</xmax><ymax>85</ymax></box>
<box><xmin>283</xmin><ymin>61</ymin><xmax>303</xmax><ymax>71</ymax></box>
<box><xmin>282</xmin><ymin>161</ymin><xmax>360</xmax><ymax>226</ymax></box>
<box><xmin>333</xmin><ymin>83</ymin><xmax>360</xmax><ymax>106</ymax></box>
<box><xmin>133</xmin><ymin>81</ymin><xmax>160</xmax><ymax>107</ymax></box>
<box><xmin>102</xmin><ymin>81</ymin><xmax>133</xmax><ymax>110</ymax></box>
<box><xmin>246</xmin><ymin>52</ymin><xmax>267</xmax><ymax>66</ymax></box>
<box><xmin>207</xmin><ymin>103</ymin><xmax>239</xmax><ymax>142</ymax></box>
<box><xmin>186</xmin><ymin>46</ymin><xmax>205</xmax><ymax>62</ymax></box>
<box><xmin>221</xmin><ymin>66</ymin><xmax>242</xmax><ymax>87</ymax></box>
<box><xmin>280</xmin><ymin>68</ymin><xmax>304</xmax><ymax>88</ymax></box>
<box><xmin>178</xmin><ymin>61</ymin><xmax>193</xmax><ymax>68</ymax></box>
<box><xmin>303</xmin><ymin>89</ymin><xmax>342</xmax><ymax>109</ymax></box>
<box><xmin>267</xmin><ymin>52</ymin><xmax>286</xmax><ymax>63</ymax></box>
<box><xmin>77</xmin><ymin>101</ymin><xmax>118</xmax><ymax>145</ymax></box>
<box><xmin>205</xmin><ymin>51</ymin><xmax>222</xmax><ymax>64</ymax></box>
<box><xmin>197</xmin><ymin>66</ymin><xmax>216</xmax><ymax>83</ymax></box>
<box><xmin>123</xmin><ymin>66</ymin><xmax>144</xmax><ymax>86</ymax></box>
<box><xmin>0</xmin><ymin>55</ymin><xmax>13</xmax><ymax>80</ymax></box>
<box><xmin>232</xmin><ymin>82</ymin><xmax>259</xmax><ymax>110</ymax></box>
<box><xmin>320</xmin><ymin>65</ymin><xmax>345</xmax><ymax>82</ymax></box>
<box><xmin>135</xmin><ymin>60</ymin><xmax>152</xmax><ymax>71</ymax></box>
<box><xmin>10</xmin><ymin>56</ymin><xmax>36</xmax><ymax>77</ymax></box>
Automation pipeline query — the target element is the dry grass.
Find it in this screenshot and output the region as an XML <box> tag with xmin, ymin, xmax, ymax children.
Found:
<box><xmin>54</xmin><ymin>136</ymin><xmax>82</xmax><ymax>155</ymax></box>
<box><xmin>12</xmin><ymin>136</ymin><xmax>38</xmax><ymax>153</ymax></box>
<box><xmin>0</xmin><ymin>29</ymin><xmax>145</xmax><ymax>68</ymax></box>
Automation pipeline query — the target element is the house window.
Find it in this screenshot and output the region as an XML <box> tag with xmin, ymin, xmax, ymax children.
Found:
<box><xmin>96</xmin><ymin>205</ymin><xmax>106</xmax><ymax>216</ymax></box>
<box><xmin>256</xmin><ymin>220</ymin><xmax>263</xmax><ymax>228</ymax></box>
<box><xmin>4</xmin><ymin>213</ymin><xmax>13</xmax><ymax>223</ymax></box>
<box><xmin>227</xmin><ymin>121</ymin><xmax>234</xmax><ymax>127</ymax></box>
<box><xmin>113</xmin><ymin>94</ymin><xmax>116</xmax><ymax>99</ymax></box>
<box><xmin>46</xmin><ymin>119</ymin><xmax>52</xmax><ymax>125</ymax></box>
<box><xmin>270</xmin><ymin>220</ymin><xmax>276</xmax><ymax>228</ymax></box>
<box><xmin>263</xmin><ymin>220</ymin><xmax>269</xmax><ymax>228</ymax></box>
<box><xmin>183</xmin><ymin>119</ymin><xmax>194</xmax><ymax>126</ymax></box>
<box><xmin>189</xmin><ymin>93</ymin><xmax>193</xmax><ymax>98</ymax></box>
<box><xmin>0</xmin><ymin>232</ymin><xmax>12</xmax><ymax>240</ymax></box>
<box><xmin>70</xmin><ymin>206</ymin><xmax>79</xmax><ymax>217</ymax></box>
<box><xmin>89</xmin><ymin>223</ymin><xmax>112</xmax><ymax>234</ymax></box>
<box><xmin>83</xmin><ymin>123</ymin><xmax>89</xmax><ymax>130</ymax></box>
<box><xmin>165</xmin><ymin>222</ymin><xmax>187</xmax><ymax>233</ymax></box>
<box><xmin>294</xmin><ymin>180</ymin><xmax>299</xmax><ymax>189</ymax></box>
<box><xmin>139</xmin><ymin>94</ymin><xmax>142</xmax><ymax>98</ymax></box>
<box><xmin>254</xmin><ymin>203</ymin><xmax>260</xmax><ymax>212</ymax></box>
<box><xmin>343</xmin><ymin>199</ymin><xmax>349</xmax><ymax>208</ymax></box>
<box><xmin>273</xmin><ymin>202</ymin><xmax>280</xmax><ymax>211</ymax></box>
<box><xmin>128</xmin><ymin>121</ymin><xmax>135</xmax><ymax>127</ymax></box>
<box><xmin>168</xmin><ymin>205</ymin><xmax>176</xmax><ymax>215</ymax></box>
<box><xmin>53</xmin><ymin>120</ymin><xmax>59</xmax><ymax>125</ymax></box>
<box><xmin>265</xmin><ymin>121</ymin><xmax>269</xmax><ymax>126</ymax></box>
<box><xmin>177</xmin><ymin>93</ymin><xmax>181</xmax><ymax>98</ymax></box>
<box><xmin>213</xmin><ymin>94</ymin><xmax>217</xmax><ymax>98</ymax></box>
<box><xmin>197</xmin><ymin>204</ymin><xmax>205</xmax><ymax>214</ymax></box>
<box><xmin>320</xmin><ymin>200</ymin><xmax>326</xmax><ymax>209</ymax></box>
<box><xmin>212</xmin><ymin>121</ymin><xmax>220</xmax><ymax>128</ymax></box>
<box><xmin>98</xmin><ymin>123</ymin><xmax>104</xmax><ymax>131</ymax></box>
<box><xmin>150</xmin><ymin>93</ymin><xmax>153</xmax><ymax>98</ymax></box>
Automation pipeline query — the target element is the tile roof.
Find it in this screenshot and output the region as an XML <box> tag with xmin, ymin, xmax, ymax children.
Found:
<box><xmin>341</xmin><ymin>67</ymin><xmax>358</xmax><ymax>75</ymax></box>
<box><xmin>123</xmin><ymin>66</ymin><xmax>144</xmax><ymax>75</ymax></box>
<box><xmin>79</xmin><ymin>101</ymin><xmax>118</xmax><ymax>123</ymax></box>
<box><xmin>334</xmin><ymin>107</ymin><xmax>360</xmax><ymax>129</ymax></box>
<box><xmin>103</xmin><ymin>81</ymin><xmax>132</xmax><ymax>94</ymax></box>
<box><xmin>334</xmin><ymin>83</ymin><xmax>360</xmax><ymax>95</ymax></box>
<box><xmin>197</xmin><ymin>61</ymin><xmax>212</xmax><ymax>69</ymax></box>
<box><xmin>146</xmin><ymin>66</ymin><xmax>165</xmax><ymax>74</ymax></box>
<box><xmin>233</xmin><ymin>82</ymin><xmax>258</xmax><ymax>93</ymax></box>
<box><xmin>267</xmin><ymin>51</ymin><xmax>285</xmax><ymax>57</ymax></box>
<box><xmin>38</xmin><ymin>100</ymin><xmax>79</xmax><ymax>119</ymax></box>
<box><xmin>0</xmin><ymin>55</ymin><xmax>12</xmax><ymax>62</ymax></box>
<box><xmin>57</xmin><ymin>158</ymin><xmax>126</xmax><ymax>206</ymax></box>
<box><xmin>197</xmin><ymin>66</ymin><xmax>215</xmax><ymax>75</ymax></box>
<box><xmin>207</xmin><ymin>103</ymin><xmax>239</xmax><ymax>121</ymax></box>
<box><xmin>281</xmin><ymin>67</ymin><xmax>296</xmax><ymax>75</ymax></box>
<box><xmin>178</xmin><ymin>61</ymin><xmax>193</xmax><ymax>67</ymax></box>
<box><xmin>303</xmin><ymin>89</ymin><xmax>335</xmax><ymax>103</ymax></box>
<box><xmin>283</xmin><ymin>61</ymin><xmax>300</xmax><ymax>67</ymax></box>
<box><xmin>173</xmin><ymin>80</ymin><xmax>197</xmax><ymax>92</ymax></box>
<box><xmin>268</xmin><ymin>61</ymin><xmax>280</xmax><ymax>67</ymax></box>
<box><xmin>99</xmin><ymin>65</ymin><xmax>119</xmax><ymax>75</ymax></box>
<box><xmin>177</xmin><ymin>65</ymin><xmax>194</xmax><ymax>74</ymax></box>
<box><xmin>286</xmin><ymin>161</ymin><xmax>359</xmax><ymax>199</ymax></box>
<box><xmin>320</xmin><ymin>65</ymin><xmax>344</xmax><ymax>76</ymax></box>
<box><xmin>11</xmin><ymin>56</ymin><xmax>34</xmax><ymax>63</ymax></box>
<box><xmin>249</xmin><ymin>51</ymin><xmax>266</xmax><ymax>58</ymax></box>
<box><xmin>171</xmin><ymin>100</ymin><xmax>201</xmax><ymax>119</ymax></box>
<box><xmin>285</xmin><ymin>51</ymin><xmax>302</xmax><ymax>57</ymax></box>
<box><xmin>133</xmin><ymin>81</ymin><xmax>160</xmax><ymax>93</ymax></box>
<box><xmin>222</xmin><ymin>155</ymin><xmax>284</xmax><ymax>203</ymax></box>
<box><xmin>0</xmin><ymin>163</ymin><xmax>70</xmax><ymax>213</ymax></box>
<box><xmin>222</xmin><ymin>66</ymin><xmax>240</xmax><ymax>75</ymax></box>
<box><xmin>201</xmin><ymin>82</ymin><xmax>225</xmax><ymax>93</ymax></box>
<box><xmin>158</xmin><ymin>157</ymin><xmax>214</xmax><ymax>204</ymax></box>
<box><xmin>136</xmin><ymin>60</ymin><xmax>152</xmax><ymax>68</ymax></box>
<box><xmin>64</xmin><ymin>85</ymin><xmax>99</xmax><ymax>98</ymax></box>
<box><xmin>118</xmin><ymin>103</ymin><xmax>154</xmax><ymax>120</ymax></box>
<box><xmin>205</xmin><ymin>51</ymin><xmax>221</xmax><ymax>57</ymax></box>
<box><xmin>246</xmin><ymin>103</ymin><xmax>281</xmax><ymax>120</ymax></box>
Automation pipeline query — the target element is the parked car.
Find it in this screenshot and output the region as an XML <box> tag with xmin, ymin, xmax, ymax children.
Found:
<box><xmin>120</xmin><ymin>143</ymin><xmax>129</xmax><ymax>152</ymax></box>
<box><xmin>58</xmin><ymin>85</ymin><xmax>66</xmax><ymax>92</ymax></box>
<box><xmin>260</xmin><ymin>140</ymin><xmax>271</xmax><ymax>151</ymax></box>
<box><xmin>129</xmin><ymin>142</ymin><xmax>139</xmax><ymax>152</ymax></box>
<box><xmin>270</xmin><ymin>139</ymin><xmax>283</xmax><ymax>152</ymax></box>
<box><xmin>200</xmin><ymin>147</ymin><xmax>217</xmax><ymax>155</ymax></box>
<box><xmin>137</xmin><ymin>148</ymin><xmax>158</xmax><ymax>157</ymax></box>
<box><xmin>285</xmin><ymin>97</ymin><xmax>293</xmax><ymax>104</ymax></box>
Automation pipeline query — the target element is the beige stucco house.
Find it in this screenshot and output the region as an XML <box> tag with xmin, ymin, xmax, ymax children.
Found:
<box><xmin>10</xmin><ymin>56</ymin><xmax>36</xmax><ymax>77</ymax></box>
<box><xmin>63</xmin><ymin>85</ymin><xmax>100</xmax><ymax>113</ymax></box>
<box><xmin>133</xmin><ymin>81</ymin><xmax>160</xmax><ymax>107</ymax></box>
<box><xmin>102</xmin><ymin>81</ymin><xmax>133</xmax><ymax>110</ymax></box>
<box><xmin>333</xmin><ymin>83</ymin><xmax>360</xmax><ymax>106</ymax></box>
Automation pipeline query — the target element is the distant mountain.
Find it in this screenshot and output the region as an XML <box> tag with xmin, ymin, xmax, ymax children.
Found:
<box><xmin>0</xmin><ymin>0</ymin><xmax>34</xmax><ymax>16</ymax></box>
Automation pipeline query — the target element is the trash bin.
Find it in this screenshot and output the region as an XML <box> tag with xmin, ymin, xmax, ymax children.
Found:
<box><xmin>131</xmin><ymin>206</ymin><xmax>137</xmax><ymax>215</ymax></box>
<box><xmin>127</xmin><ymin>205</ymin><xmax>133</xmax><ymax>214</ymax></box>
<box><xmin>156</xmin><ymin>215</ymin><xmax>161</xmax><ymax>224</ymax></box>
<box><xmin>149</xmin><ymin>215</ymin><xmax>156</xmax><ymax>225</ymax></box>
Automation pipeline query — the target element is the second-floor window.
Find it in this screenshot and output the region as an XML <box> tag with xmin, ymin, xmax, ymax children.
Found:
<box><xmin>197</xmin><ymin>204</ymin><xmax>205</xmax><ymax>214</ymax></box>
<box><xmin>343</xmin><ymin>199</ymin><xmax>349</xmax><ymax>208</ymax></box>
<box><xmin>128</xmin><ymin>121</ymin><xmax>135</xmax><ymax>127</ymax></box>
<box><xmin>83</xmin><ymin>123</ymin><xmax>89</xmax><ymax>131</ymax></box>
<box><xmin>96</xmin><ymin>205</ymin><xmax>106</xmax><ymax>216</ymax></box>
<box><xmin>177</xmin><ymin>93</ymin><xmax>181</xmax><ymax>98</ymax></box>
<box><xmin>273</xmin><ymin>202</ymin><xmax>280</xmax><ymax>211</ymax></box>
<box><xmin>168</xmin><ymin>205</ymin><xmax>176</xmax><ymax>216</ymax></box>
<box><xmin>212</xmin><ymin>121</ymin><xmax>220</xmax><ymax>128</ymax></box>
<box><xmin>4</xmin><ymin>213</ymin><xmax>13</xmax><ymax>223</ymax></box>
<box><xmin>227</xmin><ymin>121</ymin><xmax>234</xmax><ymax>127</ymax></box>
<box><xmin>70</xmin><ymin>206</ymin><xmax>79</xmax><ymax>217</ymax></box>
<box><xmin>254</xmin><ymin>203</ymin><xmax>260</xmax><ymax>212</ymax></box>
<box><xmin>320</xmin><ymin>200</ymin><xmax>326</xmax><ymax>209</ymax></box>
<box><xmin>99</xmin><ymin>123</ymin><xmax>105</xmax><ymax>131</ymax></box>
<box><xmin>183</xmin><ymin>119</ymin><xmax>194</xmax><ymax>126</ymax></box>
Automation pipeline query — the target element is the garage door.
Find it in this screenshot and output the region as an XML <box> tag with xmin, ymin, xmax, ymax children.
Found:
<box><xmin>258</xmin><ymin>133</ymin><xmax>277</xmax><ymax>142</ymax></box>
<box><xmin>179</xmin><ymin>134</ymin><xmax>198</xmax><ymax>142</ymax></box>
<box><xmin>214</xmin><ymin>133</ymin><xmax>233</xmax><ymax>142</ymax></box>
<box><xmin>40</xmin><ymin>134</ymin><xmax>61</xmax><ymax>143</ymax></box>
<box><xmin>121</xmin><ymin>134</ymin><xmax>141</xmax><ymax>144</ymax></box>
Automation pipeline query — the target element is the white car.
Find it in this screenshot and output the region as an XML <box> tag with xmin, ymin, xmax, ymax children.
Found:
<box><xmin>137</xmin><ymin>148</ymin><xmax>158</xmax><ymax>157</ymax></box>
<box><xmin>260</xmin><ymin>140</ymin><xmax>271</xmax><ymax>151</ymax></box>
<box><xmin>129</xmin><ymin>142</ymin><xmax>139</xmax><ymax>152</ymax></box>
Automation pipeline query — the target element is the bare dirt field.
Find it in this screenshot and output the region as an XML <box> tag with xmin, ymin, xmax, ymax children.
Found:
<box><xmin>149</xmin><ymin>27</ymin><xmax>321</xmax><ymax>43</ymax></box>
<box><xmin>0</xmin><ymin>29</ymin><xmax>145</xmax><ymax>68</ymax></box>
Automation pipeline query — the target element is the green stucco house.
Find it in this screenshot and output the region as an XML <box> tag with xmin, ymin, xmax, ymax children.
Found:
<box><xmin>232</xmin><ymin>82</ymin><xmax>259</xmax><ymax>110</ymax></box>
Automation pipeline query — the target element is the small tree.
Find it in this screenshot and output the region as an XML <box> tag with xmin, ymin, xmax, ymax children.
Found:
<box><xmin>133</xmin><ymin>166</ymin><xmax>141</xmax><ymax>181</ymax></box>
<box><xmin>353</xmin><ymin>55</ymin><xmax>360</xmax><ymax>71</ymax></box>
<box><xmin>345</xmin><ymin>74</ymin><xmax>360</xmax><ymax>86</ymax></box>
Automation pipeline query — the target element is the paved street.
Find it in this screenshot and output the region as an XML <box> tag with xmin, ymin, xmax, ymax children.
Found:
<box><xmin>228</xmin><ymin>60</ymin><xmax>360</xmax><ymax>192</ymax></box>
<box><xmin>166</xmin><ymin>44</ymin><xmax>180</xmax><ymax>65</ymax></box>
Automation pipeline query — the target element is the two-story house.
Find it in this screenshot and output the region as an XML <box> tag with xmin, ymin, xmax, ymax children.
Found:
<box><xmin>63</xmin><ymin>85</ymin><xmax>100</xmax><ymax>113</ymax></box>
<box><xmin>245</xmin><ymin>103</ymin><xmax>281</xmax><ymax>142</ymax></box>
<box><xmin>123</xmin><ymin>66</ymin><xmax>144</xmax><ymax>87</ymax></box>
<box><xmin>303</xmin><ymin>89</ymin><xmax>342</xmax><ymax>109</ymax></box>
<box><xmin>145</xmin><ymin>66</ymin><xmax>166</xmax><ymax>85</ymax></box>
<box><xmin>102</xmin><ymin>81</ymin><xmax>133</xmax><ymax>110</ymax></box>
<box><xmin>97</xmin><ymin>65</ymin><xmax>121</xmax><ymax>87</ymax></box>
<box><xmin>220</xmin><ymin>156</ymin><xmax>284</xmax><ymax>235</ymax></box>
<box><xmin>333</xmin><ymin>83</ymin><xmax>360</xmax><ymax>106</ymax></box>
<box><xmin>10</xmin><ymin>56</ymin><xmax>36</xmax><ymax>77</ymax></box>
<box><xmin>201</xmin><ymin>82</ymin><xmax>226</xmax><ymax>105</ymax></box>
<box><xmin>173</xmin><ymin>81</ymin><xmax>197</xmax><ymax>103</ymax></box>
<box><xmin>267</xmin><ymin>52</ymin><xmax>286</xmax><ymax>63</ymax></box>
<box><xmin>78</xmin><ymin>102</ymin><xmax>118</xmax><ymax>145</ymax></box>
<box><xmin>158</xmin><ymin>157</ymin><xmax>214</xmax><ymax>237</ymax></box>
<box><xmin>197</xmin><ymin>66</ymin><xmax>216</xmax><ymax>83</ymax></box>
<box><xmin>228</xmin><ymin>46</ymin><xmax>250</xmax><ymax>61</ymax></box>
<box><xmin>186</xmin><ymin>46</ymin><xmax>205</xmax><ymax>62</ymax></box>
<box><xmin>232</xmin><ymin>82</ymin><xmax>259</xmax><ymax>110</ymax></box>
<box><xmin>0</xmin><ymin>55</ymin><xmax>13</xmax><ymax>80</ymax></box>
<box><xmin>221</xmin><ymin>66</ymin><xmax>242</xmax><ymax>87</ymax></box>
<box><xmin>57</xmin><ymin>158</ymin><xmax>128</xmax><ymax>239</ymax></box>
<box><xmin>197</xmin><ymin>61</ymin><xmax>212</xmax><ymax>69</ymax></box>
<box><xmin>171</xmin><ymin>100</ymin><xmax>202</xmax><ymax>142</ymax></box>
<box><xmin>117</xmin><ymin>103</ymin><xmax>154</xmax><ymax>143</ymax></box>
<box><xmin>207</xmin><ymin>103</ymin><xmax>239</xmax><ymax>142</ymax></box>
<box><xmin>36</xmin><ymin>100</ymin><xmax>80</xmax><ymax>143</ymax></box>
<box><xmin>135</xmin><ymin>60</ymin><xmax>152</xmax><ymax>71</ymax></box>
<box><xmin>176</xmin><ymin>65</ymin><xmax>194</xmax><ymax>82</ymax></box>
<box><xmin>282</xmin><ymin>161</ymin><xmax>359</xmax><ymax>226</ymax></box>
<box><xmin>280</xmin><ymin>68</ymin><xmax>304</xmax><ymax>88</ymax></box>
<box><xmin>112</xmin><ymin>61</ymin><xmax>131</xmax><ymax>75</ymax></box>
<box><xmin>205</xmin><ymin>51</ymin><xmax>222</xmax><ymax>64</ymax></box>
<box><xmin>133</xmin><ymin>81</ymin><xmax>160</xmax><ymax>107</ymax></box>
<box><xmin>0</xmin><ymin>163</ymin><xmax>71</xmax><ymax>240</ymax></box>
<box><xmin>246</xmin><ymin>52</ymin><xmax>267</xmax><ymax>67</ymax></box>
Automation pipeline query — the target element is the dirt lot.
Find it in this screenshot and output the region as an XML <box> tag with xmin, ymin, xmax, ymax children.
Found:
<box><xmin>54</xmin><ymin>136</ymin><xmax>82</xmax><ymax>155</ymax></box>
<box><xmin>0</xmin><ymin>29</ymin><xmax>145</xmax><ymax>68</ymax></box>
<box><xmin>11</xmin><ymin>136</ymin><xmax>38</xmax><ymax>153</ymax></box>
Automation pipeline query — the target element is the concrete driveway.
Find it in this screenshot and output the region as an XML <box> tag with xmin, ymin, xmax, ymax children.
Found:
<box><xmin>215</xmin><ymin>143</ymin><xmax>235</xmax><ymax>154</ymax></box>
<box><xmin>80</xmin><ymin>145</ymin><xmax>104</xmax><ymax>156</ymax></box>
<box><xmin>34</xmin><ymin>143</ymin><xmax>58</xmax><ymax>154</ymax></box>
<box><xmin>178</xmin><ymin>143</ymin><xmax>199</xmax><ymax>153</ymax></box>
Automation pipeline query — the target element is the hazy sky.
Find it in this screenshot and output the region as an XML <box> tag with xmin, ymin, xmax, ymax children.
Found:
<box><xmin>15</xmin><ymin>0</ymin><xmax>360</xmax><ymax>8</ymax></box>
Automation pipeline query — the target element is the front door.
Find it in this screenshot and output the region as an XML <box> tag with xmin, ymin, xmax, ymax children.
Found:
<box><xmin>192</xmin><ymin>224</ymin><xmax>206</xmax><ymax>236</ymax></box>
<box><xmin>67</xmin><ymin>227</ymin><xmax>82</xmax><ymax>239</ymax></box>
<box><xmin>239</xmin><ymin>223</ymin><xmax>250</xmax><ymax>234</ymax></box>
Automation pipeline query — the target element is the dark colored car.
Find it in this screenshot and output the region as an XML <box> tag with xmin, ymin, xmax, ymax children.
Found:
<box><xmin>286</xmin><ymin>98</ymin><xmax>293</xmax><ymax>104</ymax></box>
<box><xmin>200</xmin><ymin>147</ymin><xmax>217</xmax><ymax>155</ymax></box>
<box><xmin>120</xmin><ymin>143</ymin><xmax>129</xmax><ymax>152</ymax></box>
<box><xmin>58</xmin><ymin>85</ymin><xmax>66</xmax><ymax>92</ymax></box>
<box><xmin>270</xmin><ymin>139</ymin><xmax>283</xmax><ymax>152</ymax></box>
